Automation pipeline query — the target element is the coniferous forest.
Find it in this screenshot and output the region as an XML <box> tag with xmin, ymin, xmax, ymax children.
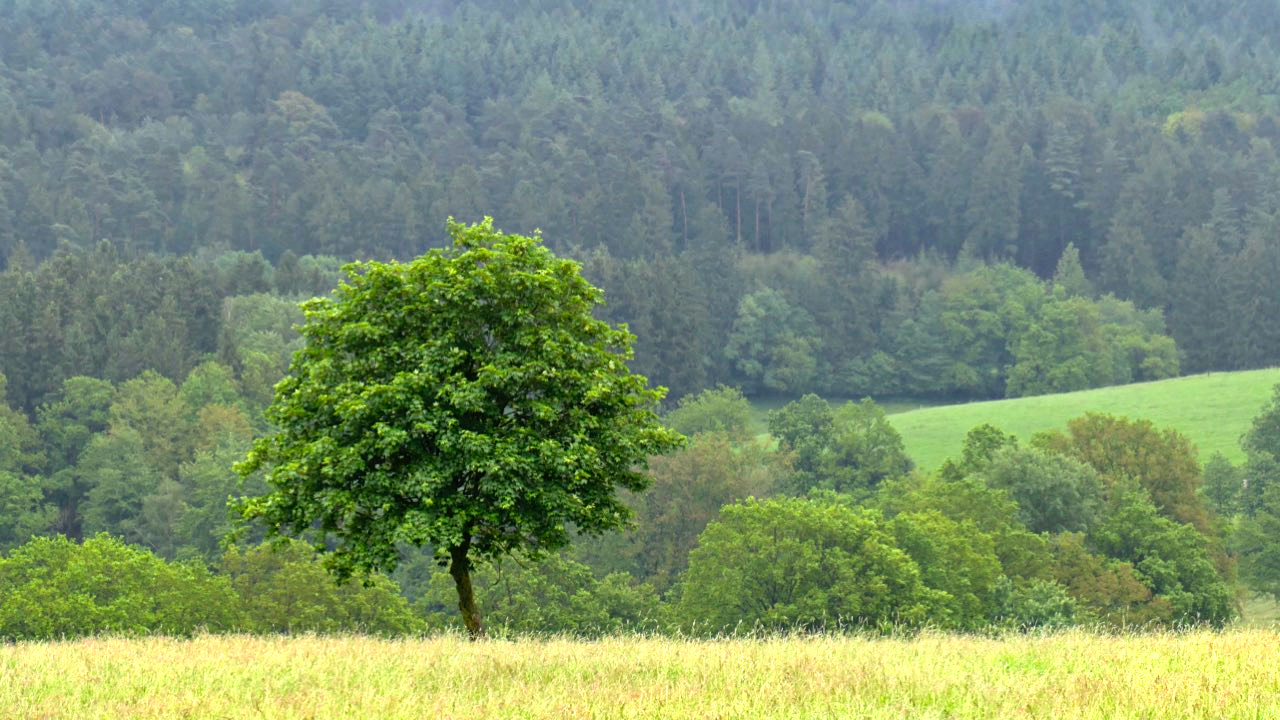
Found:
<box><xmin>3</xmin><ymin>0</ymin><xmax>1280</xmax><ymax>637</ymax></box>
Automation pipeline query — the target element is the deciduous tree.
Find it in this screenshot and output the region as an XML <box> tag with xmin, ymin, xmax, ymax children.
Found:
<box><xmin>677</xmin><ymin>496</ymin><xmax>934</xmax><ymax>633</ymax></box>
<box><xmin>237</xmin><ymin>219</ymin><xmax>682</xmax><ymax>638</ymax></box>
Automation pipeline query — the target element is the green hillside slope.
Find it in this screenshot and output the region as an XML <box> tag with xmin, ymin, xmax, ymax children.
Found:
<box><xmin>888</xmin><ymin>369</ymin><xmax>1280</xmax><ymax>471</ymax></box>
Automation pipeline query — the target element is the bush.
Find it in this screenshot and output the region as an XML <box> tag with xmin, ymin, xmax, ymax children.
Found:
<box><xmin>889</xmin><ymin>510</ymin><xmax>1002</xmax><ymax>630</ymax></box>
<box><xmin>664</xmin><ymin>385</ymin><xmax>753</xmax><ymax>440</ymax></box>
<box><xmin>418</xmin><ymin>552</ymin><xmax>666</xmax><ymax>636</ymax></box>
<box><xmin>991</xmin><ymin>577</ymin><xmax>1077</xmax><ymax>630</ymax></box>
<box><xmin>0</xmin><ymin>534</ymin><xmax>243</xmax><ymax>641</ymax></box>
<box><xmin>219</xmin><ymin>540</ymin><xmax>424</xmax><ymax>636</ymax></box>
<box><xmin>676</xmin><ymin>496</ymin><xmax>935</xmax><ymax>634</ymax></box>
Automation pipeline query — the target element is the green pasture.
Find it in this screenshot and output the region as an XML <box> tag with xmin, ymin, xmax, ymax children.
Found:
<box><xmin>885</xmin><ymin>368</ymin><xmax>1280</xmax><ymax>471</ymax></box>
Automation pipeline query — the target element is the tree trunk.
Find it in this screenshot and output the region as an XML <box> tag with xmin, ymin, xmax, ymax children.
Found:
<box><xmin>449</xmin><ymin>542</ymin><xmax>484</xmax><ymax>640</ymax></box>
<box><xmin>767</xmin><ymin>198</ymin><xmax>774</xmax><ymax>251</ymax></box>
<box><xmin>735</xmin><ymin>182</ymin><xmax>742</xmax><ymax>245</ymax></box>
<box><xmin>802</xmin><ymin>180</ymin><xmax>812</xmax><ymax>232</ymax></box>
<box><xmin>754</xmin><ymin>198</ymin><xmax>760</xmax><ymax>252</ymax></box>
<box><xmin>680</xmin><ymin>189</ymin><xmax>688</xmax><ymax>250</ymax></box>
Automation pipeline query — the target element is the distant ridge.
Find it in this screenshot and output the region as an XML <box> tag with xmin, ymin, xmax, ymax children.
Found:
<box><xmin>888</xmin><ymin>368</ymin><xmax>1280</xmax><ymax>471</ymax></box>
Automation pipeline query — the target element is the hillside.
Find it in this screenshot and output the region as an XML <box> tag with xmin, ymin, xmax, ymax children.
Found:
<box><xmin>888</xmin><ymin>368</ymin><xmax>1280</xmax><ymax>470</ymax></box>
<box><xmin>7</xmin><ymin>0</ymin><xmax>1280</xmax><ymax>406</ymax></box>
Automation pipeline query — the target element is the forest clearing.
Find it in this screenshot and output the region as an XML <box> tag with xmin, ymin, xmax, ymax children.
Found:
<box><xmin>5</xmin><ymin>631</ymin><xmax>1279</xmax><ymax>719</ymax></box>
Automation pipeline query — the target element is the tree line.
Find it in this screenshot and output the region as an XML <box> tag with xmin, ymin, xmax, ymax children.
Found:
<box><xmin>0</xmin><ymin>239</ymin><xmax>1181</xmax><ymax>417</ymax></box>
<box><xmin>0</xmin><ymin>364</ymin><xmax>1255</xmax><ymax>637</ymax></box>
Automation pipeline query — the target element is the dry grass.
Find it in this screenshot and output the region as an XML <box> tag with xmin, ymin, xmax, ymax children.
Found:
<box><xmin>4</xmin><ymin>631</ymin><xmax>1280</xmax><ymax>718</ymax></box>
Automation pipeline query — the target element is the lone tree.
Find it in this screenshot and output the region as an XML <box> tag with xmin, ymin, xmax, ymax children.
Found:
<box><xmin>236</xmin><ymin>219</ymin><xmax>683</xmax><ymax>638</ymax></box>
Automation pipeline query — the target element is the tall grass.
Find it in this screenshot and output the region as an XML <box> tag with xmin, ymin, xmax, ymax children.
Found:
<box><xmin>5</xmin><ymin>631</ymin><xmax>1280</xmax><ymax>718</ymax></box>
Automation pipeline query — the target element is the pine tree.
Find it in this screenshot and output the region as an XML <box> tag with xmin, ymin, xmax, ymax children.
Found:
<box><xmin>963</xmin><ymin>128</ymin><xmax>1022</xmax><ymax>261</ymax></box>
<box><xmin>1169</xmin><ymin>226</ymin><xmax>1229</xmax><ymax>372</ymax></box>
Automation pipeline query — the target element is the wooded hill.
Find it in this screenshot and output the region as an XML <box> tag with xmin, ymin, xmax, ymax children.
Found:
<box><xmin>2</xmin><ymin>0</ymin><xmax>1280</xmax><ymax>408</ymax></box>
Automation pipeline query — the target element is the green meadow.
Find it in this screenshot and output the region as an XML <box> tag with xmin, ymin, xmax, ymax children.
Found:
<box><xmin>885</xmin><ymin>368</ymin><xmax>1280</xmax><ymax>471</ymax></box>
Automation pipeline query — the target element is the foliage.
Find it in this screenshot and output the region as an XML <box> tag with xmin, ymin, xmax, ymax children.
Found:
<box><xmin>888</xmin><ymin>511</ymin><xmax>1002</xmax><ymax>630</ymax></box>
<box><xmin>1005</xmin><ymin>295</ymin><xmax>1110</xmax><ymax>397</ymax></box>
<box><xmin>0</xmin><ymin>0</ymin><xmax>1274</xmax><ymax>409</ymax></box>
<box><xmin>0</xmin><ymin>535</ymin><xmax>243</xmax><ymax>641</ymax></box>
<box><xmin>1049</xmin><ymin>533</ymin><xmax>1162</xmax><ymax>627</ymax></box>
<box><xmin>623</xmin><ymin>433</ymin><xmax>781</xmax><ymax>592</ymax></box>
<box><xmin>1200</xmin><ymin>452</ymin><xmax>1242</xmax><ymax>518</ymax></box>
<box><xmin>914</xmin><ymin>264</ymin><xmax>1179</xmax><ymax>400</ymax></box>
<box><xmin>76</xmin><ymin>427</ymin><xmax>162</xmax><ymax>545</ymax></box>
<box><xmin>825</xmin><ymin>400</ymin><xmax>914</xmax><ymax>493</ymax></box>
<box><xmin>418</xmin><ymin>552</ymin><xmax>665</xmax><ymax>636</ymax></box>
<box><xmin>677</xmin><ymin>496</ymin><xmax>934</xmax><ymax>633</ymax></box>
<box><xmin>178</xmin><ymin>361</ymin><xmax>243</xmax><ymax>413</ymax></box>
<box><xmin>980</xmin><ymin>446</ymin><xmax>1104</xmax><ymax>535</ymax></box>
<box><xmin>34</xmin><ymin>376</ymin><xmax>115</xmax><ymax>476</ymax></box>
<box><xmin>237</xmin><ymin>219</ymin><xmax>683</xmax><ymax>636</ymax></box>
<box><xmin>219</xmin><ymin>541</ymin><xmax>422</xmax><ymax>636</ymax></box>
<box><xmin>875</xmin><ymin>475</ymin><xmax>1053</xmax><ymax>584</ymax></box>
<box><xmin>108</xmin><ymin>371</ymin><xmax>196</xmax><ymax>479</ymax></box>
<box><xmin>924</xmin><ymin>264</ymin><xmax>1045</xmax><ymax>398</ymax></box>
<box><xmin>0</xmin><ymin>471</ymin><xmax>53</xmax><ymax>552</ymax></box>
<box><xmin>1244</xmin><ymin>384</ymin><xmax>1280</xmax><ymax>462</ymax></box>
<box><xmin>938</xmin><ymin>423</ymin><xmax>1019</xmax><ymax>482</ymax></box>
<box><xmin>1051</xmin><ymin>244</ymin><xmax>1094</xmax><ymax>299</ymax></box>
<box><xmin>0</xmin><ymin>373</ymin><xmax>50</xmax><ymax>550</ymax></box>
<box><xmin>0</xmin><ymin>374</ymin><xmax>41</xmax><ymax>474</ymax></box>
<box><xmin>1234</xmin><ymin>487</ymin><xmax>1280</xmax><ymax>600</ymax></box>
<box><xmin>724</xmin><ymin>288</ymin><xmax>820</xmax><ymax>395</ymax></box>
<box><xmin>990</xmin><ymin>577</ymin><xmax>1078</xmax><ymax>631</ymax></box>
<box><xmin>960</xmin><ymin>424</ymin><xmax>1021</xmax><ymax>473</ymax></box>
<box><xmin>1034</xmin><ymin>413</ymin><xmax>1212</xmax><ymax>534</ymax></box>
<box><xmin>1088</xmin><ymin>484</ymin><xmax>1234</xmax><ymax>627</ymax></box>
<box><xmin>770</xmin><ymin>396</ymin><xmax>911</xmax><ymax>496</ymax></box>
<box><xmin>663</xmin><ymin>386</ymin><xmax>753</xmax><ymax>441</ymax></box>
<box><xmin>177</xmin><ymin>440</ymin><xmax>259</xmax><ymax>561</ymax></box>
<box><xmin>1241</xmin><ymin>384</ymin><xmax>1280</xmax><ymax>511</ymax></box>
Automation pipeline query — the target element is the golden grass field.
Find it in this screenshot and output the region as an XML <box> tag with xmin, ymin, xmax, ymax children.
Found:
<box><xmin>5</xmin><ymin>631</ymin><xmax>1280</xmax><ymax>719</ymax></box>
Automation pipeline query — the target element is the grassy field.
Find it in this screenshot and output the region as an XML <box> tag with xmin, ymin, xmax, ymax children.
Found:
<box><xmin>5</xmin><ymin>631</ymin><xmax>1280</xmax><ymax>718</ymax></box>
<box><xmin>886</xmin><ymin>368</ymin><xmax>1280</xmax><ymax>471</ymax></box>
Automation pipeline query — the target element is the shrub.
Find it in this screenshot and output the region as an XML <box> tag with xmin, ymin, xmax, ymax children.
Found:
<box><xmin>0</xmin><ymin>534</ymin><xmax>243</xmax><ymax>641</ymax></box>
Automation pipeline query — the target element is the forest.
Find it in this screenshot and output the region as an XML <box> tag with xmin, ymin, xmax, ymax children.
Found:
<box><xmin>1</xmin><ymin>0</ymin><xmax>1280</xmax><ymax>637</ymax></box>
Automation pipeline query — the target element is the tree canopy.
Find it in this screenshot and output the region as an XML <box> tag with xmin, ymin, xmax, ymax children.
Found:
<box><xmin>236</xmin><ymin>219</ymin><xmax>683</xmax><ymax>637</ymax></box>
